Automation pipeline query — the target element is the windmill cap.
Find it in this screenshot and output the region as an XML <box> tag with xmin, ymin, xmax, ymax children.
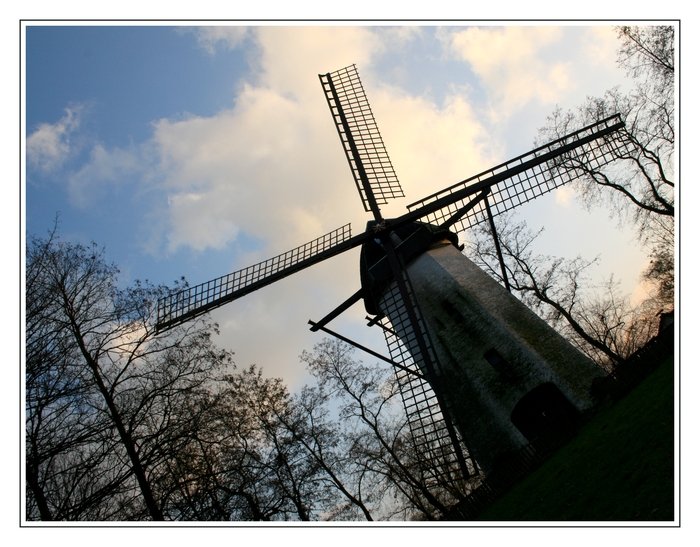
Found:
<box><xmin>359</xmin><ymin>220</ymin><xmax>459</xmax><ymax>315</ymax></box>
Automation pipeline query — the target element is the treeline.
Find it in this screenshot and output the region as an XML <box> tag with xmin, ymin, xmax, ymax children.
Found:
<box><xmin>25</xmin><ymin>233</ymin><xmax>473</xmax><ymax>520</ymax></box>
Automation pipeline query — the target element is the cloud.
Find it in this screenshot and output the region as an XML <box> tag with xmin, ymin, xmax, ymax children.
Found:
<box><xmin>581</xmin><ymin>26</ymin><xmax>620</xmax><ymax>71</ymax></box>
<box><xmin>150</xmin><ymin>83</ymin><xmax>340</xmax><ymax>254</ymax></box>
<box><xmin>446</xmin><ymin>27</ymin><xmax>572</xmax><ymax>117</ymax></box>
<box><xmin>165</xmin><ymin>191</ymin><xmax>241</xmax><ymax>252</ymax></box>
<box><xmin>52</xmin><ymin>26</ymin><xmax>496</xmax><ymax>262</ymax></box>
<box><xmin>138</xmin><ymin>27</ymin><xmax>497</xmax><ymax>384</ymax></box>
<box><xmin>148</xmin><ymin>28</ymin><xmax>388</xmax><ymax>255</ymax></box>
<box><xmin>254</xmin><ymin>26</ymin><xmax>381</xmax><ymax>100</ymax></box>
<box><xmin>554</xmin><ymin>185</ymin><xmax>575</xmax><ymax>207</ymax></box>
<box><xmin>26</xmin><ymin>105</ymin><xmax>83</xmax><ymax>173</ymax></box>
<box><xmin>40</xmin><ymin>27</ymin><xmax>497</xmax><ymax>258</ymax></box>
<box><xmin>370</xmin><ymin>87</ymin><xmax>499</xmax><ymax>213</ymax></box>
<box><xmin>66</xmin><ymin>143</ymin><xmax>144</xmax><ymax>208</ymax></box>
<box><xmin>191</xmin><ymin>26</ymin><xmax>250</xmax><ymax>54</ymax></box>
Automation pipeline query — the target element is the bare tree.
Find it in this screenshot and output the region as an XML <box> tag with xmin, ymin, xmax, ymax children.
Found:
<box><xmin>213</xmin><ymin>366</ymin><xmax>322</xmax><ymax>520</ymax></box>
<box><xmin>26</xmin><ymin>231</ymin><xmax>387</xmax><ymax>522</ymax></box>
<box><xmin>468</xmin><ymin>217</ymin><xmax>662</xmax><ymax>370</ymax></box>
<box><xmin>282</xmin><ymin>382</ymin><xmax>379</xmax><ymax>520</ymax></box>
<box><xmin>463</xmin><ymin>26</ymin><xmax>676</xmax><ymax>370</ymax></box>
<box><xmin>25</xmin><ymin>232</ymin><xmax>228</xmax><ymax>520</ymax></box>
<box><xmin>538</xmin><ymin>25</ymin><xmax>675</xmax><ymax>309</ymax></box>
<box><xmin>617</xmin><ymin>25</ymin><xmax>674</xmax><ymax>94</ymax></box>
<box><xmin>299</xmin><ymin>338</ymin><xmax>468</xmax><ymax>520</ymax></box>
<box><xmin>25</xmin><ymin>232</ymin><xmax>480</xmax><ymax>521</ymax></box>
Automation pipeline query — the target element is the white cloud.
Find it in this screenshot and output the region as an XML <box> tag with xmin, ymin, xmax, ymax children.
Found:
<box><xmin>146</xmin><ymin>28</ymin><xmax>381</xmax><ymax>253</ymax></box>
<box><xmin>147</xmin><ymin>27</ymin><xmax>501</xmax><ymax>257</ymax></box>
<box><xmin>138</xmin><ymin>26</ymin><xmax>497</xmax><ymax>384</ymax></box>
<box><xmin>67</xmin><ymin>143</ymin><xmax>142</xmax><ymax>209</ymax></box>
<box><xmin>192</xmin><ymin>26</ymin><xmax>250</xmax><ymax>54</ymax></box>
<box><xmin>554</xmin><ymin>185</ymin><xmax>575</xmax><ymax>207</ymax></box>
<box><xmin>447</xmin><ymin>26</ymin><xmax>572</xmax><ymax>117</ymax></box>
<box><xmin>255</xmin><ymin>26</ymin><xmax>381</xmax><ymax>100</ymax></box>
<box><xmin>581</xmin><ymin>26</ymin><xmax>621</xmax><ymax>72</ymax></box>
<box><xmin>368</xmin><ymin>87</ymin><xmax>500</xmax><ymax>220</ymax></box>
<box><xmin>26</xmin><ymin>105</ymin><xmax>83</xmax><ymax>173</ymax></box>
<box><xmin>165</xmin><ymin>191</ymin><xmax>241</xmax><ymax>252</ymax></box>
<box><xmin>150</xmin><ymin>84</ymin><xmax>341</xmax><ymax>254</ymax></box>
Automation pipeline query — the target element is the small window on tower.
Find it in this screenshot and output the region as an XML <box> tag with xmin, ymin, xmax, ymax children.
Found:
<box><xmin>484</xmin><ymin>348</ymin><xmax>515</xmax><ymax>381</ymax></box>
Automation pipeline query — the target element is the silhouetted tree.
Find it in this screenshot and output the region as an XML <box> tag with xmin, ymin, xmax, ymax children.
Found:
<box><xmin>25</xmin><ymin>232</ymin><xmax>228</xmax><ymax>520</ymax></box>
<box><xmin>468</xmin><ymin>218</ymin><xmax>660</xmax><ymax>370</ymax></box>
<box><xmin>25</xmin><ymin>233</ymin><xmax>481</xmax><ymax>521</ymax></box>
<box><xmin>537</xmin><ymin>25</ymin><xmax>675</xmax><ymax>310</ymax></box>
<box><xmin>464</xmin><ymin>26</ymin><xmax>676</xmax><ymax>371</ymax></box>
<box><xmin>299</xmin><ymin>338</ymin><xmax>471</xmax><ymax>520</ymax></box>
<box><xmin>211</xmin><ymin>366</ymin><xmax>325</xmax><ymax>520</ymax></box>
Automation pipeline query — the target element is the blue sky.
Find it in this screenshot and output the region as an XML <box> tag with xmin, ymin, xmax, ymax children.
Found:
<box><xmin>24</xmin><ymin>23</ymin><xmax>660</xmax><ymax>388</ymax></box>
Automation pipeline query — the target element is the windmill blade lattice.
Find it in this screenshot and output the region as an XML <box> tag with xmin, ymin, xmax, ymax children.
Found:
<box><xmin>156</xmin><ymin>224</ymin><xmax>354</xmax><ymax>332</ymax></box>
<box><xmin>407</xmin><ymin>114</ymin><xmax>632</xmax><ymax>233</ymax></box>
<box><xmin>375</xmin><ymin>276</ymin><xmax>476</xmax><ymax>490</ymax></box>
<box><xmin>320</xmin><ymin>65</ymin><xmax>404</xmax><ymax>216</ymax></box>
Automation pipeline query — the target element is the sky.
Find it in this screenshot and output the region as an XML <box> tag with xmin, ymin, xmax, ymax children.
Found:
<box><xmin>23</xmin><ymin>22</ymin><xmax>665</xmax><ymax>390</ymax></box>
<box><xmin>11</xmin><ymin>8</ymin><xmax>695</xmax><ymax>536</ymax></box>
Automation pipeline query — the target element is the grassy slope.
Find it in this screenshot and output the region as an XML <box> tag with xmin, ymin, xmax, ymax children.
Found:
<box><xmin>476</xmin><ymin>354</ymin><xmax>675</xmax><ymax>521</ymax></box>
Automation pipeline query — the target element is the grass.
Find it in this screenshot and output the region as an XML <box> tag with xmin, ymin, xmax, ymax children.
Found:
<box><xmin>475</xmin><ymin>354</ymin><xmax>675</xmax><ymax>521</ymax></box>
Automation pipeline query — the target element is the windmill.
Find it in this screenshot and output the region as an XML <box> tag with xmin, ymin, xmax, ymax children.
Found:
<box><xmin>156</xmin><ymin>65</ymin><xmax>631</xmax><ymax>490</ymax></box>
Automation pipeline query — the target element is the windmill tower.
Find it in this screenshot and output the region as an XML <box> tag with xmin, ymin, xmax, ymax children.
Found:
<box><xmin>156</xmin><ymin>65</ymin><xmax>631</xmax><ymax>484</ymax></box>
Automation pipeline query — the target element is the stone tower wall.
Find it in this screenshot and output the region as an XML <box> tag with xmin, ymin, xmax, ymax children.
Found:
<box><xmin>381</xmin><ymin>240</ymin><xmax>604</xmax><ymax>472</ymax></box>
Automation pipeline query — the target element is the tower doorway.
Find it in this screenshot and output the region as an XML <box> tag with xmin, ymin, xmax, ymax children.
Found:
<box><xmin>511</xmin><ymin>383</ymin><xmax>580</xmax><ymax>445</ymax></box>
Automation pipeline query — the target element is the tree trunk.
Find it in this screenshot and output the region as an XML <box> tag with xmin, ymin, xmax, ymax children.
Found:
<box><xmin>67</xmin><ymin>310</ymin><xmax>165</xmax><ymax>521</ymax></box>
<box><xmin>26</xmin><ymin>456</ymin><xmax>53</xmax><ymax>520</ymax></box>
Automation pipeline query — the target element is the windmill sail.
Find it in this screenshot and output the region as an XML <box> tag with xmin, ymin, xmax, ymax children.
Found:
<box><xmin>375</xmin><ymin>271</ymin><xmax>476</xmax><ymax>491</ymax></box>
<box><xmin>407</xmin><ymin>114</ymin><xmax>631</xmax><ymax>234</ymax></box>
<box><xmin>320</xmin><ymin>65</ymin><xmax>404</xmax><ymax>218</ymax></box>
<box><xmin>317</xmin><ymin>65</ymin><xmax>477</xmax><ymax>489</ymax></box>
<box><xmin>156</xmin><ymin>224</ymin><xmax>356</xmax><ymax>332</ymax></box>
